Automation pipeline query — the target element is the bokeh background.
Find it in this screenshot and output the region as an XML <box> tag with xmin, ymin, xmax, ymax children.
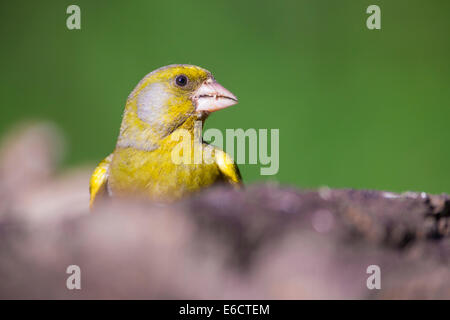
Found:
<box><xmin>0</xmin><ymin>0</ymin><xmax>449</xmax><ymax>194</ymax></box>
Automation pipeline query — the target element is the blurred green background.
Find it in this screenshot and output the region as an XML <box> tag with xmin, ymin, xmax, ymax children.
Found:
<box><xmin>0</xmin><ymin>0</ymin><xmax>449</xmax><ymax>193</ymax></box>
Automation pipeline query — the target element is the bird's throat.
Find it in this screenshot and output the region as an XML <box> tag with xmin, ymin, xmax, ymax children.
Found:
<box><xmin>116</xmin><ymin>105</ymin><xmax>198</xmax><ymax>152</ymax></box>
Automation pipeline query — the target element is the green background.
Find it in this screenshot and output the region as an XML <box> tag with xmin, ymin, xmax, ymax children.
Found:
<box><xmin>1</xmin><ymin>0</ymin><xmax>449</xmax><ymax>193</ymax></box>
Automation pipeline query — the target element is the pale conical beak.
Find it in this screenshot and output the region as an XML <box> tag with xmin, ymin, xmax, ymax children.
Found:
<box><xmin>193</xmin><ymin>79</ymin><xmax>238</xmax><ymax>113</ymax></box>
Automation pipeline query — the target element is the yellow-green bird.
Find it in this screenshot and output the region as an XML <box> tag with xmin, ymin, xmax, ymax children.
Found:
<box><xmin>89</xmin><ymin>64</ymin><xmax>242</xmax><ymax>208</ymax></box>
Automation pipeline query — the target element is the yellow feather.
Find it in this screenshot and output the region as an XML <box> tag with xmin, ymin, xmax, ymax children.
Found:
<box><xmin>89</xmin><ymin>154</ymin><xmax>112</xmax><ymax>209</ymax></box>
<box><xmin>214</xmin><ymin>148</ymin><xmax>242</xmax><ymax>186</ymax></box>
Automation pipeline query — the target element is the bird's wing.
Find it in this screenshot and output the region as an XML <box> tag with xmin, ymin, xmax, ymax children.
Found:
<box><xmin>89</xmin><ymin>154</ymin><xmax>112</xmax><ymax>209</ymax></box>
<box><xmin>213</xmin><ymin>148</ymin><xmax>242</xmax><ymax>186</ymax></box>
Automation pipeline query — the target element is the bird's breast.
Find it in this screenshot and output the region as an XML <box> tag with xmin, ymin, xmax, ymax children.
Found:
<box><xmin>108</xmin><ymin>145</ymin><xmax>223</xmax><ymax>200</ymax></box>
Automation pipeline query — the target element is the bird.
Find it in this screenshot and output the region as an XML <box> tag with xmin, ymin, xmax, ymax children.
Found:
<box><xmin>89</xmin><ymin>64</ymin><xmax>242</xmax><ymax>208</ymax></box>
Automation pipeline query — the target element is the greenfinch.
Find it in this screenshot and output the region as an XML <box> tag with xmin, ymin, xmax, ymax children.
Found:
<box><xmin>89</xmin><ymin>64</ymin><xmax>241</xmax><ymax>208</ymax></box>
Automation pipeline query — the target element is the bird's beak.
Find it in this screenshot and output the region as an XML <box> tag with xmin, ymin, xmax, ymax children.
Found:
<box><xmin>193</xmin><ymin>79</ymin><xmax>238</xmax><ymax>113</ymax></box>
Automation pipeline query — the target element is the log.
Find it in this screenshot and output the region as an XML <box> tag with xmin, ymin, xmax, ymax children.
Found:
<box><xmin>0</xmin><ymin>123</ymin><xmax>448</xmax><ymax>299</ymax></box>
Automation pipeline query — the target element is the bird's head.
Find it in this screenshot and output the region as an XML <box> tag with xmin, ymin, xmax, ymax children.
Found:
<box><xmin>124</xmin><ymin>65</ymin><xmax>237</xmax><ymax>137</ymax></box>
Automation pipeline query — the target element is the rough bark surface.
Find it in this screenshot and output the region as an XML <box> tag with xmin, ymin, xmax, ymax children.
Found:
<box><xmin>0</xmin><ymin>123</ymin><xmax>449</xmax><ymax>299</ymax></box>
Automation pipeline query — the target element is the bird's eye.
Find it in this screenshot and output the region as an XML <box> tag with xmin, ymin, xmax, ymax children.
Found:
<box><xmin>175</xmin><ymin>74</ymin><xmax>188</xmax><ymax>87</ymax></box>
